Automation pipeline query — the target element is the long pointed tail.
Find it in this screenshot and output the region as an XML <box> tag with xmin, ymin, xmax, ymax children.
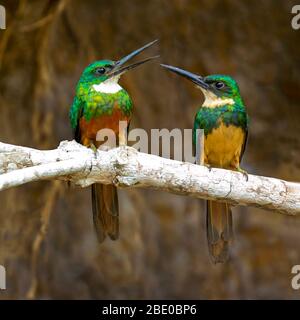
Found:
<box><xmin>206</xmin><ymin>200</ymin><xmax>233</xmax><ymax>263</ymax></box>
<box><xmin>91</xmin><ymin>183</ymin><xmax>119</xmax><ymax>242</ymax></box>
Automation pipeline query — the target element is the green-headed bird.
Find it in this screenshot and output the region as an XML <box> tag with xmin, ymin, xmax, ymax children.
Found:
<box><xmin>69</xmin><ymin>40</ymin><xmax>158</xmax><ymax>242</ymax></box>
<box><xmin>160</xmin><ymin>64</ymin><xmax>249</xmax><ymax>263</ymax></box>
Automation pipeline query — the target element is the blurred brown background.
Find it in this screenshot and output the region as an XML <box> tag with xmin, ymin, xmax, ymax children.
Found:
<box><xmin>0</xmin><ymin>0</ymin><xmax>300</xmax><ymax>299</ymax></box>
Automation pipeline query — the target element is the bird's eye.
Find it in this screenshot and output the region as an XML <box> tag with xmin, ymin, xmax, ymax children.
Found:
<box><xmin>95</xmin><ymin>67</ymin><xmax>106</xmax><ymax>75</ymax></box>
<box><xmin>215</xmin><ymin>81</ymin><xmax>224</xmax><ymax>89</ymax></box>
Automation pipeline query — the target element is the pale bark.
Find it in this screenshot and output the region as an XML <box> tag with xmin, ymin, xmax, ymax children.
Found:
<box><xmin>0</xmin><ymin>140</ymin><xmax>299</xmax><ymax>214</ymax></box>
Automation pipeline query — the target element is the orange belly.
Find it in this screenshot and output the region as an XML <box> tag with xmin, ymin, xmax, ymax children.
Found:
<box><xmin>79</xmin><ymin>109</ymin><xmax>130</xmax><ymax>147</ymax></box>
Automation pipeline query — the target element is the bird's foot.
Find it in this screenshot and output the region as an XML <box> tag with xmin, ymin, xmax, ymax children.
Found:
<box><xmin>237</xmin><ymin>167</ymin><xmax>248</xmax><ymax>181</ymax></box>
<box><xmin>118</xmin><ymin>144</ymin><xmax>127</xmax><ymax>150</ymax></box>
<box><xmin>204</xmin><ymin>164</ymin><xmax>212</xmax><ymax>172</ymax></box>
<box><xmin>90</xmin><ymin>143</ymin><xmax>98</xmax><ymax>158</ymax></box>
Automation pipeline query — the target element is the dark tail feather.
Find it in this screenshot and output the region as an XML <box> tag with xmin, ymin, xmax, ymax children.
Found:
<box><xmin>91</xmin><ymin>183</ymin><xmax>119</xmax><ymax>242</ymax></box>
<box><xmin>206</xmin><ymin>200</ymin><xmax>233</xmax><ymax>264</ymax></box>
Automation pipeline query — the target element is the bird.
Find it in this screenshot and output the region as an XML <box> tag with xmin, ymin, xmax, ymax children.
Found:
<box><xmin>69</xmin><ymin>40</ymin><xmax>158</xmax><ymax>242</ymax></box>
<box><xmin>160</xmin><ymin>64</ymin><xmax>249</xmax><ymax>263</ymax></box>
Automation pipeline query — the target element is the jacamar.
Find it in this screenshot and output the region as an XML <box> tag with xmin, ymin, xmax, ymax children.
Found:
<box><xmin>69</xmin><ymin>40</ymin><xmax>158</xmax><ymax>242</ymax></box>
<box><xmin>161</xmin><ymin>64</ymin><xmax>249</xmax><ymax>263</ymax></box>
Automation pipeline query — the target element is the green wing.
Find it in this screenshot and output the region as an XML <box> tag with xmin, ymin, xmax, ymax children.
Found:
<box><xmin>69</xmin><ymin>96</ymin><xmax>84</xmax><ymax>143</ymax></box>
<box><xmin>239</xmin><ymin>127</ymin><xmax>248</xmax><ymax>162</ymax></box>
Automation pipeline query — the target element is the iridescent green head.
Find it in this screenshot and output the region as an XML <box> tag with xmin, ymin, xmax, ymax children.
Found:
<box><xmin>78</xmin><ymin>40</ymin><xmax>159</xmax><ymax>87</ymax></box>
<box><xmin>79</xmin><ymin>60</ymin><xmax>116</xmax><ymax>85</ymax></box>
<box><xmin>160</xmin><ymin>64</ymin><xmax>244</xmax><ymax>106</ymax></box>
<box><xmin>202</xmin><ymin>74</ymin><xmax>241</xmax><ymax>101</ymax></box>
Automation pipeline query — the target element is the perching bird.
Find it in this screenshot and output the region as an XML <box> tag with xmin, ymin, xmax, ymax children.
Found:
<box><xmin>160</xmin><ymin>64</ymin><xmax>249</xmax><ymax>263</ymax></box>
<box><xmin>69</xmin><ymin>40</ymin><xmax>158</xmax><ymax>242</ymax></box>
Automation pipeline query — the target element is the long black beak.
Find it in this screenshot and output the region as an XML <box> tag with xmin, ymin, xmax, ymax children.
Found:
<box><xmin>160</xmin><ymin>64</ymin><xmax>209</xmax><ymax>90</ymax></box>
<box><xmin>108</xmin><ymin>40</ymin><xmax>159</xmax><ymax>77</ymax></box>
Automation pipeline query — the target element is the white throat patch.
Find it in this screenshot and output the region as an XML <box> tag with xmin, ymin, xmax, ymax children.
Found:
<box><xmin>199</xmin><ymin>88</ymin><xmax>234</xmax><ymax>108</ymax></box>
<box><xmin>92</xmin><ymin>75</ymin><xmax>122</xmax><ymax>94</ymax></box>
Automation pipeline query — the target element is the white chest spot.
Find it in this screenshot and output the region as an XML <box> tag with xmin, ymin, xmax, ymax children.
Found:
<box><xmin>92</xmin><ymin>77</ymin><xmax>122</xmax><ymax>94</ymax></box>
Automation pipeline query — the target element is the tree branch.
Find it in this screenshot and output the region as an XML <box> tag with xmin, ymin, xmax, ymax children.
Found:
<box><xmin>0</xmin><ymin>140</ymin><xmax>299</xmax><ymax>214</ymax></box>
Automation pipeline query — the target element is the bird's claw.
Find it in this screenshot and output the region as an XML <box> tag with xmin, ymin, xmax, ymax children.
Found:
<box><xmin>90</xmin><ymin>143</ymin><xmax>98</xmax><ymax>158</ymax></box>
<box><xmin>237</xmin><ymin>167</ymin><xmax>248</xmax><ymax>181</ymax></box>
<box><xmin>205</xmin><ymin>164</ymin><xmax>212</xmax><ymax>172</ymax></box>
